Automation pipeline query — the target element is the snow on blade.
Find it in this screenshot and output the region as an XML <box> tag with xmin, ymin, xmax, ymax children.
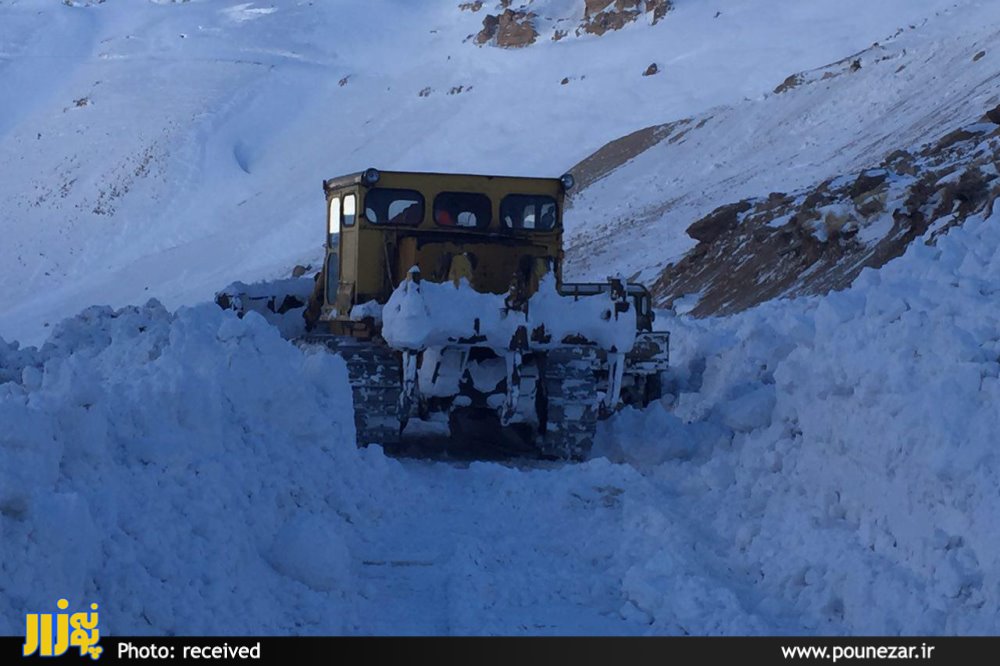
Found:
<box><xmin>381</xmin><ymin>274</ymin><xmax>636</xmax><ymax>352</ymax></box>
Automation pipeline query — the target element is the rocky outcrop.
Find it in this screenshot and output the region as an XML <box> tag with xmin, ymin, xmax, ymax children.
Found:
<box><xmin>685</xmin><ymin>201</ymin><xmax>752</xmax><ymax>244</ymax></box>
<box><xmin>649</xmin><ymin>115</ymin><xmax>1000</xmax><ymax>316</ymax></box>
<box><xmin>986</xmin><ymin>103</ymin><xmax>1000</xmax><ymax>125</ymax></box>
<box><xmin>471</xmin><ymin>0</ymin><xmax>671</xmax><ymax>48</ymax></box>
<box><xmin>580</xmin><ymin>0</ymin><xmax>671</xmax><ymax>36</ymax></box>
<box><xmin>476</xmin><ymin>8</ymin><xmax>538</xmax><ymax>48</ymax></box>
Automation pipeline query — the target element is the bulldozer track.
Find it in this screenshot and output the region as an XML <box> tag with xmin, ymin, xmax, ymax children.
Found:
<box><xmin>539</xmin><ymin>347</ymin><xmax>601</xmax><ymax>460</ymax></box>
<box><xmin>299</xmin><ymin>335</ymin><xmax>403</xmax><ymax>447</ymax></box>
<box><xmin>299</xmin><ymin>334</ymin><xmax>604</xmax><ymax>460</ymax></box>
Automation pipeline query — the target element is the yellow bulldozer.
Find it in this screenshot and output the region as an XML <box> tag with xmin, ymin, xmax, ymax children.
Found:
<box><xmin>217</xmin><ymin>168</ymin><xmax>669</xmax><ymax>459</ymax></box>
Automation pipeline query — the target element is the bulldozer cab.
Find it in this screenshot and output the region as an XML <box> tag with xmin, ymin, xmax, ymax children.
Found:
<box><xmin>319</xmin><ymin>168</ymin><xmax>573</xmax><ymax>336</ymax></box>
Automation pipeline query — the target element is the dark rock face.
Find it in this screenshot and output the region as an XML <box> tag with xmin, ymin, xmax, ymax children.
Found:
<box><xmin>581</xmin><ymin>0</ymin><xmax>671</xmax><ymax>36</ymax></box>
<box><xmin>984</xmin><ymin>103</ymin><xmax>1000</xmax><ymax>125</ymax></box>
<box><xmin>476</xmin><ymin>8</ymin><xmax>538</xmax><ymax>48</ymax></box>
<box><xmin>475</xmin><ymin>13</ymin><xmax>500</xmax><ymax>44</ymax></box>
<box><xmin>849</xmin><ymin>169</ymin><xmax>888</xmax><ymax>200</ymax></box>
<box><xmin>686</xmin><ymin>201</ymin><xmax>752</xmax><ymax>244</ymax></box>
<box><xmin>496</xmin><ymin>9</ymin><xmax>538</xmax><ymax>47</ymax></box>
<box><xmin>472</xmin><ymin>1</ymin><xmax>671</xmax><ymax>48</ymax></box>
<box><xmin>643</xmin><ymin>62</ymin><xmax>659</xmax><ymax>76</ymax></box>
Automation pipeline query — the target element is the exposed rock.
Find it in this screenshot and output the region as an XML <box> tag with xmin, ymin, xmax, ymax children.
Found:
<box><xmin>475</xmin><ymin>13</ymin><xmax>500</xmax><ymax>44</ymax></box>
<box><xmin>686</xmin><ymin>201</ymin><xmax>752</xmax><ymax>244</ymax></box>
<box><xmin>581</xmin><ymin>0</ymin><xmax>671</xmax><ymax>36</ymax></box>
<box><xmin>883</xmin><ymin>149</ymin><xmax>916</xmax><ymax>175</ymax></box>
<box><xmin>582</xmin><ymin>0</ymin><xmax>640</xmax><ymax>36</ymax></box>
<box><xmin>642</xmin><ymin>62</ymin><xmax>658</xmax><ymax>76</ymax></box>
<box><xmin>931</xmin><ymin>128</ymin><xmax>976</xmax><ymax>153</ymax></box>
<box><xmin>986</xmin><ymin>103</ymin><xmax>1000</xmax><ymax>125</ymax></box>
<box><xmin>849</xmin><ymin>169</ymin><xmax>888</xmax><ymax>200</ymax></box>
<box><xmin>585</xmin><ymin>0</ymin><xmax>614</xmax><ymax>13</ymax></box>
<box><xmin>496</xmin><ymin>9</ymin><xmax>538</xmax><ymax>48</ymax></box>
<box><xmin>973</xmin><ymin>50</ymin><xmax>986</xmax><ymax>62</ymax></box>
<box><xmin>476</xmin><ymin>9</ymin><xmax>537</xmax><ymax>48</ymax></box>
<box><xmin>773</xmin><ymin>74</ymin><xmax>802</xmax><ymax>95</ymax></box>
<box><xmin>560</xmin><ymin>77</ymin><xmax>570</xmax><ymax>85</ymax></box>
<box><xmin>471</xmin><ymin>0</ymin><xmax>670</xmax><ymax>47</ymax></box>
<box><xmin>643</xmin><ymin>116</ymin><xmax>1000</xmax><ymax>317</ymax></box>
<box><xmin>645</xmin><ymin>0</ymin><xmax>670</xmax><ymax>23</ymax></box>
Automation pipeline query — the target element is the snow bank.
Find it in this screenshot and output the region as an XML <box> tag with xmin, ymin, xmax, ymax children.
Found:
<box><xmin>605</xmin><ymin>202</ymin><xmax>1000</xmax><ymax>633</ymax></box>
<box><xmin>0</xmin><ymin>297</ymin><xmax>760</xmax><ymax>636</ymax></box>
<box><xmin>0</xmin><ymin>302</ymin><xmax>359</xmax><ymax>634</ymax></box>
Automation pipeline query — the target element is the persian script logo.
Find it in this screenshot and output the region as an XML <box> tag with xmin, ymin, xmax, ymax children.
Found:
<box><xmin>23</xmin><ymin>599</ymin><xmax>102</xmax><ymax>660</ymax></box>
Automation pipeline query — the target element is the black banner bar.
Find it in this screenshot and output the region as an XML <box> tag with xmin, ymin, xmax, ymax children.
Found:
<box><xmin>4</xmin><ymin>635</ymin><xmax>999</xmax><ymax>665</ymax></box>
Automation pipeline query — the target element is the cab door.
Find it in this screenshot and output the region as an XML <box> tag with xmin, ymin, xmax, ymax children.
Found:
<box><xmin>326</xmin><ymin>192</ymin><xmax>358</xmax><ymax>313</ymax></box>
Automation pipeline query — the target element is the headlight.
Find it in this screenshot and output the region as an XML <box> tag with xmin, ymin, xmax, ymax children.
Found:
<box><xmin>362</xmin><ymin>167</ymin><xmax>380</xmax><ymax>186</ymax></box>
<box><xmin>560</xmin><ymin>173</ymin><xmax>575</xmax><ymax>191</ymax></box>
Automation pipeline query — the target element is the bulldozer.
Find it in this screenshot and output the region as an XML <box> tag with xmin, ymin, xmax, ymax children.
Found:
<box><xmin>217</xmin><ymin>168</ymin><xmax>669</xmax><ymax>459</ymax></box>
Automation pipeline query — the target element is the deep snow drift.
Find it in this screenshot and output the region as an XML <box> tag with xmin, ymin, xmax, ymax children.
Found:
<box><xmin>3</xmin><ymin>201</ymin><xmax>998</xmax><ymax>635</ymax></box>
<box><xmin>602</xmin><ymin>201</ymin><xmax>1000</xmax><ymax>633</ymax></box>
<box><xmin>0</xmin><ymin>304</ymin><xmax>360</xmax><ymax>633</ymax></box>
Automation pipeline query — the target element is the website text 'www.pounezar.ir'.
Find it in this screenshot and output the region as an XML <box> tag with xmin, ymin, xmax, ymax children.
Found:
<box><xmin>781</xmin><ymin>643</ymin><xmax>936</xmax><ymax>662</ymax></box>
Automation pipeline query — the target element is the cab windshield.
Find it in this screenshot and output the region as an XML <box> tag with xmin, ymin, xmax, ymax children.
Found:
<box><xmin>433</xmin><ymin>192</ymin><xmax>491</xmax><ymax>228</ymax></box>
<box><xmin>364</xmin><ymin>188</ymin><xmax>424</xmax><ymax>225</ymax></box>
<box><xmin>501</xmin><ymin>195</ymin><xmax>558</xmax><ymax>231</ymax></box>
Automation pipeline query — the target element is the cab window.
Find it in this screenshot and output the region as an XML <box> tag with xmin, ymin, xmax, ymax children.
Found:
<box><xmin>501</xmin><ymin>195</ymin><xmax>558</xmax><ymax>230</ymax></box>
<box><xmin>364</xmin><ymin>188</ymin><xmax>424</xmax><ymax>225</ymax></box>
<box><xmin>343</xmin><ymin>194</ymin><xmax>356</xmax><ymax>227</ymax></box>
<box><xmin>328</xmin><ymin>196</ymin><xmax>341</xmax><ymax>243</ymax></box>
<box><xmin>433</xmin><ymin>192</ymin><xmax>491</xmax><ymax>228</ymax></box>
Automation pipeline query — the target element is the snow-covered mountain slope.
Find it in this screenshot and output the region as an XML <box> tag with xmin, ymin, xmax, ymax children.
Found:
<box><xmin>0</xmin><ymin>0</ymin><xmax>967</xmax><ymax>344</ymax></box>
<box><xmin>566</xmin><ymin>0</ymin><xmax>1000</xmax><ymax>302</ymax></box>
